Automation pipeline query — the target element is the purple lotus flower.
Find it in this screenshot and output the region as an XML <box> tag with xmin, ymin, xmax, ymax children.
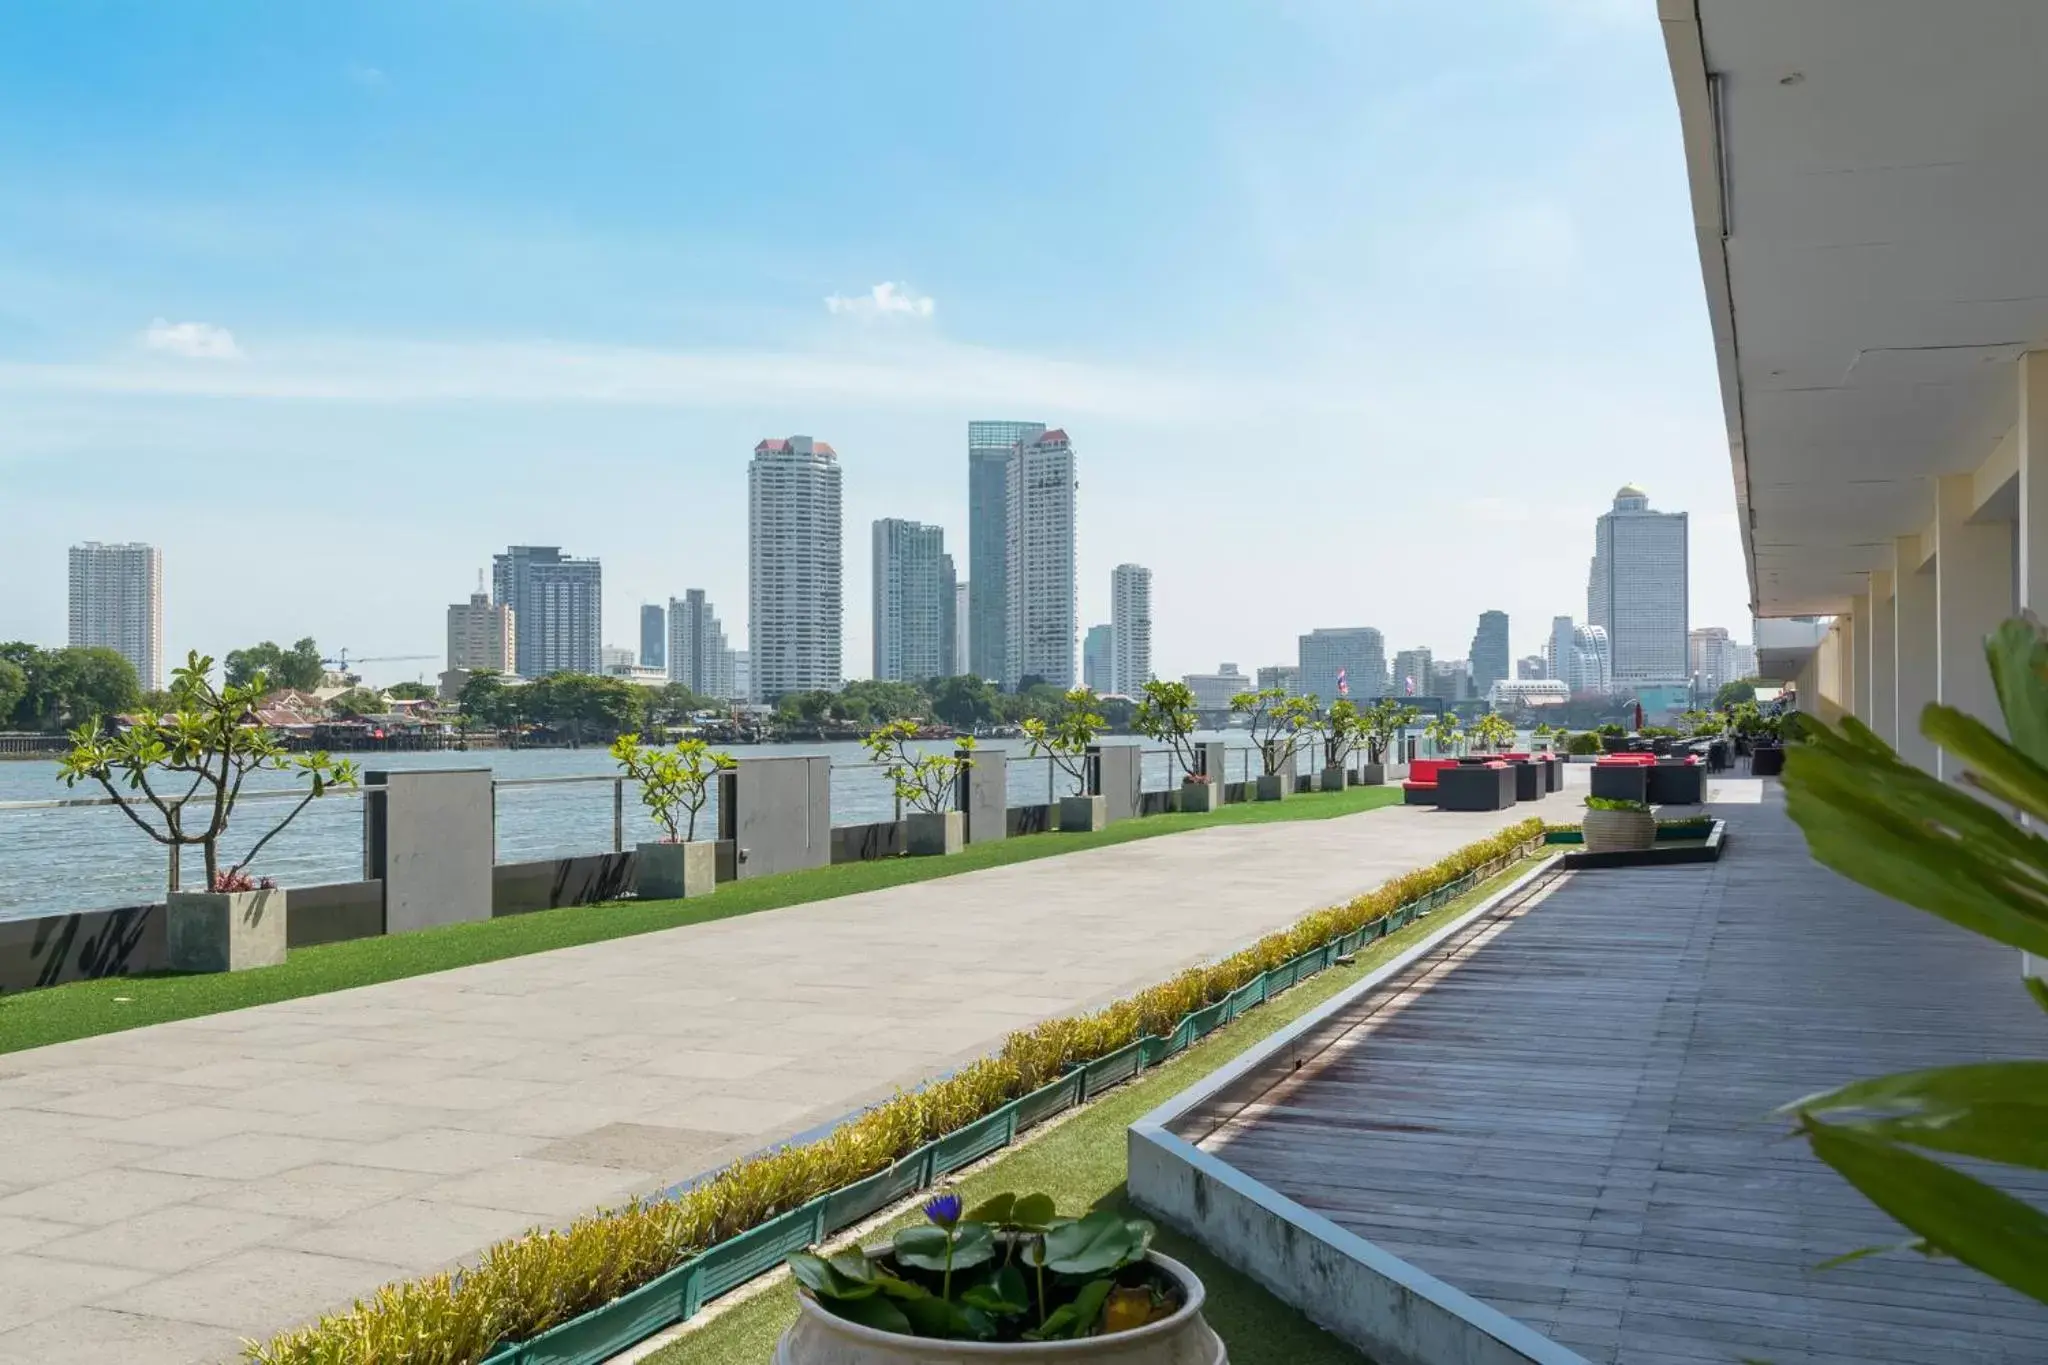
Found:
<box><xmin>924</xmin><ymin>1192</ymin><xmax>962</xmax><ymax>1227</ymax></box>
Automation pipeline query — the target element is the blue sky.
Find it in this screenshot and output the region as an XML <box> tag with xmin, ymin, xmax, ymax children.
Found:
<box><xmin>0</xmin><ymin>0</ymin><xmax>1743</xmax><ymax>685</ymax></box>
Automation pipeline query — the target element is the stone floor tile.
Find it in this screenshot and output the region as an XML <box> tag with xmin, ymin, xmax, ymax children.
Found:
<box><xmin>133</xmin><ymin>1131</ymin><xmax>364</xmax><ymax>1182</ymax></box>
<box><xmin>0</xmin><ymin>1306</ymin><xmax>244</xmax><ymax>1365</ymax></box>
<box><xmin>0</xmin><ymin>1254</ymin><xmax>152</xmax><ymax>1333</ymax></box>
<box><xmin>33</xmin><ymin>1204</ymin><xmax>298</xmax><ymax>1274</ymax></box>
<box><xmin>0</xmin><ymin>1167</ymin><xmax>231</xmax><ymax>1228</ymax></box>
<box><xmin>109</xmin><ymin>1246</ymin><xmax>412</xmax><ymax>1333</ymax></box>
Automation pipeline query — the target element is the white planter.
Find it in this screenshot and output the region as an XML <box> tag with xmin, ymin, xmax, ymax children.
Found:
<box><xmin>1253</xmin><ymin>773</ymin><xmax>1289</xmax><ymax>802</ymax></box>
<box><xmin>1059</xmin><ymin>794</ymin><xmax>1108</xmax><ymax>832</ymax></box>
<box><xmin>775</xmin><ymin>1250</ymin><xmax>1225</xmax><ymax>1365</ymax></box>
<box><xmin>1177</xmin><ymin>782</ymin><xmax>1220</xmax><ymax>814</ymax></box>
<box><xmin>906</xmin><ymin>811</ymin><xmax>965</xmax><ymax>856</ymax></box>
<box><xmin>636</xmin><ymin>840</ymin><xmax>717</xmax><ymax>900</ymax></box>
<box><xmin>1582</xmin><ymin>808</ymin><xmax>1657</xmax><ymax>853</ymax></box>
<box><xmin>166</xmin><ymin>888</ymin><xmax>285</xmax><ymax>973</ymax></box>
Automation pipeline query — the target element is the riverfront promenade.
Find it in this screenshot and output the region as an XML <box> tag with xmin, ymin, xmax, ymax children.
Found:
<box><xmin>0</xmin><ymin>793</ymin><xmax>1563</xmax><ymax>1362</ymax></box>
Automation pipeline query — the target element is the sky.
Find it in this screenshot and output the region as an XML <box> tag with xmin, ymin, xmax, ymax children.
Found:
<box><xmin>0</xmin><ymin>0</ymin><xmax>1746</xmax><ymax>688</ymax></box>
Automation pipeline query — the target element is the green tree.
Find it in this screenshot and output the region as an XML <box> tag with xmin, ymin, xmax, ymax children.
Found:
<box><xmin>384</xmin><ymin>681</ymin><xmax>435</xmax><ymax>701</ymax></box>
<box><xmin>327</xmin><ymin>688</ymin><xmax>387</xmax><ymax>718</ymax></box>
<box><xmin>1233</xmin><ymin>687</ymin><xmax>1318</xmax><ymax>775</ymax></box>
<box><xmin>0</xmin><ymin>644</ymin><xmax>141</xmax><ymax>731</ymax></box>
<box><xmin>1714</xmin><ymin>678</ymin><xmax>1758</xmax><ymax>708</ymax></box>
<box><xmin>862</xmin><ymin>720</ymin><xmax>974</xmax><ymax>815</ymax></box>
<box><xmin>58</xmin><ymin>651</ymin><xmax>358</xmax><ymax>890</ymax></box>
<box><xmin>774</xmin><ymin>690</ymin><xmax>836</xmax><ymax>726</ymax></box>
<box><xmin>525</xmin><ymin>672</ymin><xmax>644</xmax><ymax>745</ymax></box>
<box><xmin>1022</xmin><ymin>688</ymin><xmax>1107</xmax><ymax>796</ymax></box>
<box><xmin>458</xmin><ymin>670</ymin><xmax>509</xmax><ymax>733</ymax></box>
<box><xmin>611</xmin><ymin>733</ymin><xmax>735</xmax><ymax>842</ymax></box>
<box><xmin>1361</xmin><ymin>698</ymin><xmax>1422</xmax><ymax>764</ymax></box>
<box><xmin>925</xmin><ymin>675</ymin><xmax>997</xmax><ymax>730</ymax></box>
<box><xmin>1424</xmin><ymin>711</ymin><xmax>1464</xmax><ymax>756</ymax></box>
<box><xmin>1133</xmin><ymin>679</ymin><xmax>1202</xmax><ymax>781</ymax></box>
<box><xmin>225</xmin><ymin>638</ymin><xmax>325</xmax><ymax>693</ymax></box>
<box><xmin>0</xmin><ymin>657</ymin><xmax>25</xmax><ymax>726</ymax></box>
<box><xmin>1470</xmin><ymin>711</ymin><xmax>1516</xmax><ymax>752</ymax></box>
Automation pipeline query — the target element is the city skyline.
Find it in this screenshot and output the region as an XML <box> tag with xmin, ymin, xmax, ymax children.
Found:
<box><xmin>0</xmin><ymin>6</ymin><xmax>1752</xmax><ymax>687</ymax></box>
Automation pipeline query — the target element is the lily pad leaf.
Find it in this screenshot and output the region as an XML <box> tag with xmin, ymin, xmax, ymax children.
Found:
<box><xmin>1042</xmin><ymin>1210</ymin><xmax>1141</xmax><ymax>1276</ymax></box>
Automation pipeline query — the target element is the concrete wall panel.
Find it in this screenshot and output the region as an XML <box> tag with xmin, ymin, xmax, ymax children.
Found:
<box><xmin>366</xmin><ymin>768</ymin><xmax>494</xmax><ymax>933</ymax></box>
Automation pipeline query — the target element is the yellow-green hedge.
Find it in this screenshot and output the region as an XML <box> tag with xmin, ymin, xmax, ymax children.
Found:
<box><xmin>248</xmin><ymin>817</ymin><xmax>1544</xmax><ymax>1365</ymax></box>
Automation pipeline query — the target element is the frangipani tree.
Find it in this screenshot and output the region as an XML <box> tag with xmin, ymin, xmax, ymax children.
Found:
<box><xmin>1232</xmin><ymin>687</ymin><xmax>1318</xmax><ymax>776</ymax></box>
<box><xmin>1022</xmin><ymin>688</ymin><xmax>1107</xmax><ymax>797</ymax></box>
<box><xmin>1134</xmin><ymin>680</ymin><xmax>1203</xmax><ymax>782</ymax></box>
<box><xmin>863</xmin><ymin>720</ymin><xmax>975</xmax><ymax>816</ymax></box>
<box><xmin>1322</xmin><ymin>698</ymin><xmax>1362</xmax><ymax>769</ymax></box>
<box><xmin>1362</xmin><ymin>699</ymin><xmax>1422</xmax><ymax>765</ymax></box>
<box><xmin>610</xmin><ymin>733</ymin><xmax>735</xmax><ymax>842</ymax></box>
<box><xmin>59</xmin><ymin>651</ymin><xmax>359</xmax><ymax>892</ymax></box>
<box><xmin>1470</xmin><ymin>711</ymin><xmax>1516</xmax><ymax>753</ymax></box>
<box><xmin>1422</xmin><ymin>710</ymin><xmax>1463</xmax><ymax>757</ymax></box>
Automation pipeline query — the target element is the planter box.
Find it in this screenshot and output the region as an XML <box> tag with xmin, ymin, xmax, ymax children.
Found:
<box><xmin>1058</xmin><ymin>793</ymin><xmax>1107</xmax><ymax>832</ymax></box>
<box><xmin>1352</xmin><ymin>762</ymin><xmax>1386</xmax><ymax>787</ymax></box>
<box><xmin>775</xmin><ymin>1249</ymin><xmax>1223</xmax><ymax>1365</ymax></box>
<box><xmin>1583</xmin><ymin>807</ymin><xmax>1656</xmax><ymax>852</ymax></box>
<box><xmin>905</xmin><ymin>810</ymin><xmax>964</xmax><ymax>856</ymax></box>
<box><xmin>1751</xmin><ymin>744</ymin><xmax>1785</xmax><ymax>776</ymax></box>
<box><xmin>166</xmin><ymin>888</ymin><xmax>285</xmax><ymax>973</ymax></box>
<box><xmin>1177</xmin><ymin>781</ymin><xmax>1220</xmax><ymax>814</ymax></box>
<box><xmin>1254</xmin><ymin>773</ymin><xmax>1290</xmax><ymax>802</ymax></box>
<box><xmin>636</xmin><ymin>840</ymin><xmax>717</xmax><ymax>900</ymax></box>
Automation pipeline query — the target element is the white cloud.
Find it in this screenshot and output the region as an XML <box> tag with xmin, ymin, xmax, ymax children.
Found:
<box><xmin>824</xmin><ymin>282</ymin><xmax>935</xmax><ymax>319</ymax></box>
<box><xmin>140</xmin><ymin>319</ymin><xmax>241</xmax><ymax>360</ymax></box>
<box><xmin>346</xmin><ymin>64</ymin><xmax>387</xmax><ymax>89</ymax></box>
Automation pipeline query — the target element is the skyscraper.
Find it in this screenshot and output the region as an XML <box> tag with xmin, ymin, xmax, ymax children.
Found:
<box><xmin>872</xmin><ymin>519</ymin><xmax>952</xmax><ymax>683</ymax></box>
<box><xmin>493</xmin><ymin>546</ymin><xmax>602</xmax><ymax>677</ymax></box>
<box><xmin>1430</xmin><ymin>659</ymin><xmax>1471</xmax><ymax>703</ymax></box>
<box><xmin>939</xmin><ymin>553</ymin><xmax>958</xmax><ymax>678</ymax></box>
<box><xmin>1083</xmin><ymin>624</ymin><xmax>1113</xmax><ymax>693</ymax></box>
<box><xmin>968</xmin><ymin>420</ymin><xmax>1044</xmax><ymax>681</ymax></box>
<box><xmin>954</xmin><ymin>581</ymin><xmax>970</xmax><ymax>677</ymax></box>
<box><xmin>67</xmin><ymin>541</ymin><xmax>162</xmax><ymax>691</ymax></box>
<box><xmin>1469</xmin><ymin>610</ymin><xmax>1510</xmax><ymax>698</ymax></box>
<box><xmin>1299</xmin><ymin>627</ymin><xmax>1387</xmax><ymax>705</ymax></box>
<box><xmin>1589</xmin><ymin>485</ymin><xmax>1689</xmax><ymax>686</ymax></box>
<box><xmin>1110</xmin><ymin>563</ymin><xmax>1153</xmax><ymax>696</ymax></box>
<box><xmin>749</xmin><ymin>437</ymin><xmax>843</xmax><ymax>701</ymax></box>
<box><xmin>1256</xmin><ymin>664</ymin><xmax>1302</xmax><ymax>697</ymax></box>
<box><xmin>1689</xmin><ymin>626</ymin><xmax>1741</xmax><ymax>695</ymax></box>
<box><xmin>670</xmin><ymin>589</ymin><xmax>736</xmax><ymax>699</ymax></box>
<box><xmin>1548</xmin><ymin>615</ymin><xmax>1576</xmax><ymax>685</ymax></box>
<box><xmin>639</xmin><ymin>604</ymin><xmax>666</xmax><ymax>669</ymax></box>
<box><xmin>1392</xmin><ymin>647</ymin><xmax>1434</xmax><ymax>699</ymax></box>
<box><xmin>1005</xmin><ymin>428</ymin><xmax>1076</xmax><ymax>688</ymax></box>
<box><xmin>1568</xmin><ymin>624</ymin><xmax>1613</xmax><ymax>694</ymax></box>
<box><xmin>447</xmin><ymin>588</ymin><xmax>515</xmax><ymax>674</ymax></box>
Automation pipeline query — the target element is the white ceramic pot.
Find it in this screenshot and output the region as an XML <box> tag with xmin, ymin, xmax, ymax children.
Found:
<box><xmin>1582</xmin><ymin>807</ymin><xmax>1656</xmax><ymax>853</ymax></box>
<box><xmin>774</xmin><ymin>1251</ymin><xmax>1225</xmax><ymax>1365</ymax></box>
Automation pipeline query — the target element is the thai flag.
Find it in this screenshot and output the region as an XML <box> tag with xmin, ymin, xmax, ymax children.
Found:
<box><xmin>1337</xmin><ymin>667</ymin><xmax>1349</xmax><ymax>697</ymax></box>
<box><xmin>1403</xmin><ymin>675</ymin><xmax>1416</xmax><ymax>696</ymax></box>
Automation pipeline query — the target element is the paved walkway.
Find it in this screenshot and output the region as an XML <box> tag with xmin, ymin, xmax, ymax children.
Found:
<box><xmin>0</xmin><ymin>792</ymin><xmax>1563</xmax><ymax>1363</ymax></box>
<box><xmin>1203</xmin><ymin>789</ymin><xmax>2048</xmax><ymax>1364</ymax></box>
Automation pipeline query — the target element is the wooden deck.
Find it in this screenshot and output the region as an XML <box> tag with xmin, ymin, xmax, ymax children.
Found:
<box><xmin>1191</xmin><ymin>792</ymin><xmax>2048</xmax><ymax>1364</ymax></box>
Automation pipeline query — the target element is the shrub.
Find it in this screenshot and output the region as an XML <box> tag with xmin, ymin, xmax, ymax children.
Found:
<box><xmin>1565</xmin><ymin>731</ymin><xmax>1603</xmax><ymax>755</ymax></box>
<box><xmin>1584</xmin><ymin>795</ymin><xmax>1650</xmax><ymax>813</ymax></box>
<box><xmin>247</xmin><ymin>818</ymin><xmax>1544</xmax><ymax>1365</ymax></box>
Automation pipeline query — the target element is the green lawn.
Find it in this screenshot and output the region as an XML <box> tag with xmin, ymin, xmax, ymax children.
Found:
<box><xmin>647</xmin><ymin>851</ymin><xmax>1553</xmax><ymax>1365</ymax></box>
<box><xmin>0</xmin><ymin>783</ymin><xmax>1402</xmax><ymax>1055</ymax></box>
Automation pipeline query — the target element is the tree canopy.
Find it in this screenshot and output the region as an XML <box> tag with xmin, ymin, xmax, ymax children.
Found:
<box><xmin>1713</xmin><ymin>678</ymin><xmax>1758</xmax><ymax>708</ymax></box>
<box><xmin>225</xmin><ymin>638</ymin><xmax>326</xmax><ymax>693</ymax></box>
<box><xmin>0</xmin><ymin>642</ymin><xmax>142</xmax><ymax>732</ymax></box>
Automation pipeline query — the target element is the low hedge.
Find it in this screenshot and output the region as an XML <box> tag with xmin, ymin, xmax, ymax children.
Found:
<box><xmin>248</xmin><ymin>817</ymin><xmax>1545</xmax><ymax>1365</ymax></box>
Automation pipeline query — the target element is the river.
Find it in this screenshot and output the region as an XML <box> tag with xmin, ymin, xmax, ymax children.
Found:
<box><xmin>0</xmin><ymin>734</ymin><xmax>1288</xmax><ymax>923</ymax></box>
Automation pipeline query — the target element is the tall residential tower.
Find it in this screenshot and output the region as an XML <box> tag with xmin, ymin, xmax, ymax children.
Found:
<box><xmin>749</xmin><ymin>437</ymin><xmax>843</xmax><ymax>700</ymax></box>
<box><xmin>492</xmin><ymin>546</ymin><xmax>602</xmax><ymax>677</ymax></box>
<box><xmin>1589</xmin><ymin>485</ymin><xmax>1689</xmax><ymax>687</ymax></box>
<box><xmin>967</xmin><ymin>420</ymin><xmax>1044</xmax><ymax>681</ymax></box>
<box><xmin>872</xmin><ymin>519</ymin><xmax>954</xmax><ymax>683</ymax></box>
<box><xmin>1110</xmin><ymin>563</ymin><xmax>1152</xmax><ymax>696</ymax></box>
<box><xmin>68</xmin><ymin>541</ymin><xmax>162</xmax><ymax>691</ymax></box>
<box><xmin>1004</xmin><ymin>428</ymin><xmax>1077</xmax><ymax>688</ymax></box>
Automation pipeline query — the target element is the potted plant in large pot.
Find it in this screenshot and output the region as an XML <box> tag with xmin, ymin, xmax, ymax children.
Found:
<box><xmin>865</xmin><ymin>720</ymin><xmax>975</xmax><ymax>855</ymax></box>
<box><xmin>780</xmin><ymin>1192</ymin><xmax>1225</xmax><ymax>1364</ymax></box>
<box><xmin>1024</xmin><ymin>690</ymin><xmax>1109</xmax><ymax>833</ymax></box>
<box><xmin>1581</xmin><ymin>795</ymin><xmax>1656</xmax><ymax>852</ymax></box>
<box><xmin>612</xmin><ymin>733</ymin><xmax>734</xmax><ymax>899</ymax></box>
<box><xmin>1423</xmin><ymin>710</ymin><xmax>1464</xmax><ymax>760</ymax></box>
<box><xmin>1469</xmin><ymin>710</ymin><xmax>1516</xmax><ymax>755</ymax></box>
<box><xmin>1134</xmin><ymin>681</ymin><xmax>1215</xmax><ymax>813</ymax></box>
<box><xmin>1233</xmin><ymin>687</ymin><xmax>1315</xmax><ymax>801</ymax></box>
<box><xmin>59</xmin><ymin>651</ymin><xmax>358</xmax><ymax>973</ymax></box>
<box><xmin>1357</xmin><ymin>699</ymin><xmax>1420</xmax><ymax>786</ymax></box>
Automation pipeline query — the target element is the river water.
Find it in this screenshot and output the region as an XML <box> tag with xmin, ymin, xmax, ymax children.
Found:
<box><xmin>0</xmin><ymin>735</ymin><xmax>1286</xmax><ymax>923</ymax></box>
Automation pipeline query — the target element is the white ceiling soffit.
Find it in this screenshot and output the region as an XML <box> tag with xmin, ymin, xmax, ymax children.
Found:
<box><xmin>1661</xmin><ymin>0</ymin><xmax>2048</xmax><ymax>616</ymax></box>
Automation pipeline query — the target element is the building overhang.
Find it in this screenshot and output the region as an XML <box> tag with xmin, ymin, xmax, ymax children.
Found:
<box><xmin>1661</xmin><ymin>0</ymin><xmax>2048</xmax><ymax>617</ymax></box>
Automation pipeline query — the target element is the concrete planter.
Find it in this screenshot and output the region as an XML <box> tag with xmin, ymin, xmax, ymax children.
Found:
<box><xmin>1750</xmin><ymin>744</ymin><xmax>1785</xmax><ymax>776</ymax></box>
<box><xmin>1352</xmin><ymin>762</ymin><xmax>1386</xmax><ymax>787</ymax></box>
<box><xmin>775</xmin><ymin>1249</ymin><xmax>1225</xmax><ymax>1365</ymax></box>
<box><xmin>906</xmin><ymin>810</ymin><xmax>965</xmax><ymax>856</ymax></box>
<box><xmin>1059</xmin><ymin>793</ymin><xmax>1108</xmax><ymax>832</ymax></box>
<box><xmin>635</xmin><ymin>840</ymin><xmax>717</xmax><ymax>900</ymax></box>
<box><xmin>1319</xmin><ymin>765</ymin><xmax>1348</xmax><ymax>792</ymax></box>
<box><xmin>1583</xmin><ymin>807</ymin><xmax>1657</xmax><ymax>853</ymax></box>
<box><xmin>166</xmin><ymin>887</ymin><xmax>285</xmax><ymax>973</ymax></box>
<box><xmin>1254</xmin><ymin>773</ymin><xmax>1290</xmax><ymax>802</ymax></box>
<box><xmin>1177</xmin><ymin>781</ymin><xmax>1220</xmax><ymax>814</ymax></box>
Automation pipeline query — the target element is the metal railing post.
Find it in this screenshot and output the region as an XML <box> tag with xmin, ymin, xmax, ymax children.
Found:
<box><xmin>613</xmin><ymin>779</ymin><xmax>625</xmax><ymax>852</ymax></box>
<box><xmin>167</xmin><ymin>843</ymin><xmax>180</xmax><ymax>894</ymax></box>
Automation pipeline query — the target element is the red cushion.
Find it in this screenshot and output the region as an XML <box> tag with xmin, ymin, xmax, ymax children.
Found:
<box><xmin>1408</xmin><ymin>758</ymin><xmax>1457</xmax><ymax>781</ymax></box>
<box><xmin>1400</xmin><ymin>780</ymin><xmax>1436</xmax><ymax>791</ymax></box>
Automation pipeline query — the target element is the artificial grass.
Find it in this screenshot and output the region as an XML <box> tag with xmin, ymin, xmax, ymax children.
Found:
<box><xmin>647</xmin><ymin>850</ymin><xmax>1556</xmax><ymax>1365</ymax></box>
<box><xmin>0</xmin><ymin>783</ymin><xmax>1403</xmax><ymax>1055</ymax></box>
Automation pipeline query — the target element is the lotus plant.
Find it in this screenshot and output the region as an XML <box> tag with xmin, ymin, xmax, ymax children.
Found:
<box><xmin>787</xmin><ymin>1191</ymin><xmax>1177</xmax><ymax>1342</ymax></box>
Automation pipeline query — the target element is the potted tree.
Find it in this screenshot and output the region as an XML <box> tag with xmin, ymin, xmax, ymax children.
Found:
<box><xmin>1023</xmin><ymin>690</ymin><xmax>1109</xmax><ymax>832</ymax></box>
<box><xmin>781</xmin><ymin>1192</ymin><xmax>1223</xmax><ymax>1364</ymax></box>
<box><xmin>1582</xmin><ymin>795</ymin><xmax>1656</xmax><ymax>852</ymax></box>
<box><xmin>1423</xmin><ymin>710</ymin><xmax>1464</xmax><ymax>759</ymax></box>
<box><xmin>1321</xmin><ymin>698</ymin><xmax>1361</xmax><ymax>790</ymax></box>
<box><xmin>1359</xmin><ymin>699</ymin><xmax>1420</xmax><ymax>786</ymax></box>
<box><xmin>58</xmin><ymin>652</ymin><xmax>358</xmax><ymax>973</ymax></box>
<box><xmin>1470</xmin><ymin>710</ymin><xmax>1516</xmax><ymax>754</ymax></box>
<box><xmin>611</xmin><ymin>733</ymin><xmax>735</xmax><ymax>899</ymax></box>
<box><xmin>1134</xmin><ymin>681</ymin><xmax>1212</xmax><ymax>813</ymax></box>
<box><xmin>865</xmin><ymin>720</ymin><xmax>976</xmax><ymax>855</ymax></box>
<box><xmin>1233</xmin><ymin>687</ymin><xmax>1316</xmax><ymax>801</ymax></box>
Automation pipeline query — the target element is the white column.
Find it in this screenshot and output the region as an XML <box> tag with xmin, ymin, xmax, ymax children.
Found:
<box><xmin>1846</xmin><ymin>597</ymin><xmax>1867</xmax><ymax>719</ymax></box>
<box><xmin>1934</xmin><ymin>474</ymin><xmax>2014</xmax><ymax>779</ymax></box>
<box><xmin>1868</xmin><ymin>570</ymin><xmax>1896</xmax><ymax>744</ymax></box>
<box><xmin>1895</xmin><ymin>536</ymin><xmax>1939</xmax><ymax>773</ymax></box>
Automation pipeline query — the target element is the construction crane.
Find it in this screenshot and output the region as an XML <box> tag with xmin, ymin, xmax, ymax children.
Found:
<box><xmin>323</xmin><ymin>649</ymin><xmax>436</xmax><ymax>673</ymax></box>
